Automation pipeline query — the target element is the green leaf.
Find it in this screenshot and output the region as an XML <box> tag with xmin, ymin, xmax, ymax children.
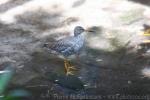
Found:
<box><xmin>0</xmin><ymin>67</ymin><xmax>14</xmax><ymax>94</ymax></box>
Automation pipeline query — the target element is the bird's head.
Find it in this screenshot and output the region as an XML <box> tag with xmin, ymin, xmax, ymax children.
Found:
<box><xmin>74</xmin><ymin>26</ymin><xmax>85</xmax><ymax>36</ymax></box>
<box><xmin>74</xmin><ymin>26</ymin><xmax>95</xmax><ymax>36</ymax></box>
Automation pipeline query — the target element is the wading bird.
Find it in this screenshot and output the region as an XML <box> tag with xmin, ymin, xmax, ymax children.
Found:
<box><xmin>44</xmin><ymin>26</ymin><xmax>93</xmax><ymax>75</ymax></box>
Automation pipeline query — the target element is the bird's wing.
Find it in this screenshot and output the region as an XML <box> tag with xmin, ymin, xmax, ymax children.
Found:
<box><xmin>50</xmin><ymin>37</ymin><xmax>75</xmax><ymax>52</ymax></box>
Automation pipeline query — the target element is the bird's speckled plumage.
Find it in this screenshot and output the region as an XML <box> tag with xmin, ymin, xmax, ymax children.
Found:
<box><xmin>44</xmin><ymin>26</ymin><xmax>85</xmax><ymax>57</ymax></box>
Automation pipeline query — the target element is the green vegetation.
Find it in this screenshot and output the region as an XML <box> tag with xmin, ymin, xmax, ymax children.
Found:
<box><xmin>0</xmin><ymin>67</ymin><xmax>30</xmax><ymax>100</ymax></box>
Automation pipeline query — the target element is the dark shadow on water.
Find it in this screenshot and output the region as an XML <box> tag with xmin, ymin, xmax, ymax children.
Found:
<box><xmin>15</xmin><ymin>9</ymin><xmax>62</xmax><ymax>32</ymax></box>
<box><xmin>129</xmin><ymin>0</ymin><xmax>150</xmax><ymax>6</ymax></box>
<box><xmin>15</xmin><ymin>9</ymin><xmax>79</xmax><ymax>34</ymax></box>
<box><xmin>84</xmin><ymin>43</ymin><xmax>150</xmax><ymax>95</ymax></box>
<box><xmin>0</xmin><ymin>0</ymin><xmax>31</xmax><ymax>13</ymax></box>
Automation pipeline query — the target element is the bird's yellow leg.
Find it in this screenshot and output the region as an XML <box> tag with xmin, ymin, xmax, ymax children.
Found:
<box><xmin>67</xmin><ymin>61</ymin><xmax>77</xmax><ymax>70</ymax></box>
<box><xmin>64</xmin><ymin>59</ymin><xmax>77</xmax><ymax>75</ymax></box>
<box><xmin>64</xmin><ymin>59</ymin><xmax>69</xmax><ymax>74</ymax></box>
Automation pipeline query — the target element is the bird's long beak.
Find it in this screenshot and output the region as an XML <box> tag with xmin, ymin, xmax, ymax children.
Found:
<box><xmin>85</xmin><ymin>29</ymin><xmax>95</xmax><ymax>32</ymax></box>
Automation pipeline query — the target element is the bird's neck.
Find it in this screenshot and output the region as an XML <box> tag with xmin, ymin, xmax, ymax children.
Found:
<box><xmin>75</xmin><ymin>33</ymin><xmax>85</xmax><ymax>41</ymax></box>
<box><xmin>74</xmin><ymin>32</ymin><xmax>85</xmax><ymax>37</ymax></box>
